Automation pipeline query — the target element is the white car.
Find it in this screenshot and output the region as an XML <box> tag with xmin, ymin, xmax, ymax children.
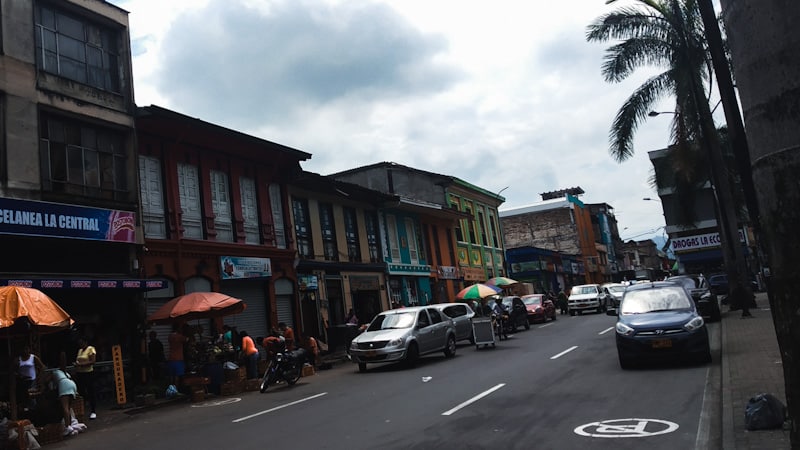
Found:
<box><xmin>602</xmin><ymin>283</ymin><xmax>627</xmax><ymax>308</ymax></box>
<box><xmin>349</xmin><ymin>306</ymin><xmax>457</xmax><ymax>372</ymax></box>
<box><xmin>568</xmin><ymin>284</ymin><xmax>609</xmax><ymax>315</ymax></box>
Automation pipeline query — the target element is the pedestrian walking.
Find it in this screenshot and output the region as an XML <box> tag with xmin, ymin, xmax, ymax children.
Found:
<box><xmin>74</xmin><ymin>337</ymin><xmax>97</xmax><ymax>420</ymax></box>
<box><xmin>557</xmin><ymin>289</ymin><xmax>568</xmax><ymax>315</ymax></box>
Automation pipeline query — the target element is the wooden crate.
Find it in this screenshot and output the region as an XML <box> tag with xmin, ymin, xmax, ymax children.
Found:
<box><xmin>301</xmin><ymin>364</ymin><xmax>315</xmax><ymax>377</ymax></box>
<box><xmin>36</xmin><ymin>423</ymin><xmax>65</xmax><ymax>445</ymax></box>
<box><xmin>224</xmin><ymin>367</ymin><xmax>246</xmax><ymax>382</ymax></box>
<box><xmin>220</xmin><ymin>380</ymin><xmax>243</xmax><ymax>396</ymax></box>
<box><xmin>72</xmin><ymin>396</ymin><xmax>85</xmax><ymax>421</ymax></box>
<box><xmin>190</xmin><ymin>389</ymin><xmax>206</xmax><ymax>402</ymax></box>
<box><xmin>245</xmin><ymin>379</ymin><xmax>261</xmax><ymax>391</ymax></box>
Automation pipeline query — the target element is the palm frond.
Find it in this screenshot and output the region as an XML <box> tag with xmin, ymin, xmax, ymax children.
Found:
<box><xmin>609</xmin><ymin>71</ymin><xmax>674</xmax><ymax>162</ymax></box>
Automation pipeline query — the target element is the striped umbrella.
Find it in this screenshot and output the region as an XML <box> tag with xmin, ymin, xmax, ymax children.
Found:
<box><xmin>486</xmin><ymin>276</ymin><xmax>519</xmax><ymax>287</ymax></box>
<box><xmin>456</xmin><ymin>283</ymin><xmax>501</xmax><ymax>300</ymax></box>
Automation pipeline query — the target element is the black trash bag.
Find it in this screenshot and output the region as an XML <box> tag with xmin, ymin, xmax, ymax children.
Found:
<box><xmin>745</xmin><ymin>393</ymin><xmax>786</xmax><ymax>430</ymax></box>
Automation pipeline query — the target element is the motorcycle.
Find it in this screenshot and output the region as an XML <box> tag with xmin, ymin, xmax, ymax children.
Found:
<box><xmin>259</xmin><ymin>347</ymin><xmax>307</xmax><ymax>393</ymax></box>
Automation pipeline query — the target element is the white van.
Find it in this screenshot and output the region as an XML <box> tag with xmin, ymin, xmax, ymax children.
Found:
<box><xmin>568</xmin><ymin>284</ymin><xmax>609</xmax><ymax>315</ymax></box>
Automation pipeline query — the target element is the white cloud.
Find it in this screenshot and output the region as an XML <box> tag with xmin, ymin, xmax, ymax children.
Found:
<box><xmin>113</xmin><ymin>0</ymin><xmax>675</xmax><ymax>240</ymax></box>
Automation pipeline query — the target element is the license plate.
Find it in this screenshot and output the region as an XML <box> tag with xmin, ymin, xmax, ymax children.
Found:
<box><xmin>652</xmin><ymin>338</ymin><xmax>672</xmax><ymax>349</ymax></box>
<box><xmin>365</xmin><ymin>350</ymin><xmax>376</xmax><ymax>357</ymax></box>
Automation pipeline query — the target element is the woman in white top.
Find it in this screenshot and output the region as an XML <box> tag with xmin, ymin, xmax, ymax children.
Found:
<box><xmin>14</xmin><ymin>344</ymin><xmax>45</xmax><ymax>408</ymax></box>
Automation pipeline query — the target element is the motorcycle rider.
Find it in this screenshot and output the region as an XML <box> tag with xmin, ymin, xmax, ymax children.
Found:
<box><xmin>491</xmin><ymin>296</ymin><xmax>510</xmax><ymax>340</ymax></box>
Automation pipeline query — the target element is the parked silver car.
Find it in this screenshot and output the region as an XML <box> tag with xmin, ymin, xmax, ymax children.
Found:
<box><xmin>431</xmin><ymin>302</ymin><xmax>475</xmax><ymax>344</ymax></box>
<box><xmin>349</xmin><ymin>306</ymin><xmax>457</xmax><ymax>372</ymax></box>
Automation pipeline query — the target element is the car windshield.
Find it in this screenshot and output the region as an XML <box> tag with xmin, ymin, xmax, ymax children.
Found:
<box><xmin>621</xmin><ymin>286</ymin><xmax>693</xmax><ymax>314</ymax></box>
<box><xmin>573</xmin><ymin>286</ymin><xmax>597</xmax><ymax>295</ymax></box>
<box><xmin>607</xmin><ymin>286</ymin><xmax>625</xmax><ymax>294</ymax></box>
<box><xmin>523</xmin><ymin>296</ymin><xmax>542</xmax><ymax>306</ymax></box>
<box><xmin>367</xmin><ymin>312</ymin><xmax>416</xmax><ymax>331</ymax></box>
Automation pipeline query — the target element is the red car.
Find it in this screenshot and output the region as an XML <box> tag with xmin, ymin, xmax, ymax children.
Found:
<box><xmin>521</xmin><ymin>294</ymin><xmax>557</xmax><ymax>323</ymax></box>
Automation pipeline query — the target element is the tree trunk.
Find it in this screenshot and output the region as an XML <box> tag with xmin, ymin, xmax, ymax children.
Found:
<box><xmin>719</xmin><ymin>0</ymin><xmax>800</xmax><ymax>445</ymax></box>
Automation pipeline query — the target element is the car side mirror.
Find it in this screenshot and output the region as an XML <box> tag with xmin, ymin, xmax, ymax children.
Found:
<box><xmin>606</xmin><ymin>308</ymin><xmax>618</xmax><ymax>316</ymax></box>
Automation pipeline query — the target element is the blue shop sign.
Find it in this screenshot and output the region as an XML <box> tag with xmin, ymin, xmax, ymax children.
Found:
<box><xmin>0</xmin><ymin>197</ymin><xmax>136</xmax><ymax>243</ymax></box>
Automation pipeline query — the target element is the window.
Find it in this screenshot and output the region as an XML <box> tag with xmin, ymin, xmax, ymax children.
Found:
<box><xmin>39</xmin><ymin>114</ymin><xmax>127</xmax><ymax>200</ymax></box>
<box><xmin>292</xmin><ymin>197</ymin><xmax>313</xmax><ymax>258</ymax></box>
<box><xmin>138</xmin><ymin>156</ymin><xmax>166</xmax><ymax>238</ymax></box>
<box><xmin>364</xmin><ymin>211</ymin><xmax>380</xmax><ymax>263</ymax></box>
<box><xmin>177</xmin><ymin>163</ymin><xmax>202</xmax><ymax>239</ymax></box>
<box><xmin>210</xmin><ymin>171</ymin><xmax>233</xmax><ymax>242</ymax></box>
<box><xmin>427</xmin><ymin>308</ymin><xmax>443</xmax><ymax>324</ymax></box>
<box><xmin>240</xmin><ymin>177</ymin><xmax>259</xmax><ymax>244</ymax></box>
<box><xmin>386</xmin><ymin>215</ymin><xmax>400</xmax><ymax>261</ymax></box>
<box><xmin>343</xmin><ymin>207</ymin><xmax>361</xmax><ymax>262</ymax></box>
<box><xmin>477</xmin><ymin>209</ymin><xmax>488</xmax><ymax>246</ymax></box>
<box><xmin>319</xmin><ymin>203</ymin><xmax>338</xmax><ymax>261</ymax></box>
<box><xmin>489</xmin><ymin>214</ymin><xmax>500</xmax><ymax>248</ymax></box>
<box><xmin>405</xmin><ymin>218</ymin><xmax>419</xmax><ymax>264</ymax></box>
<box><xmin>269</xmin><ymin>184</ymin><xmax>287</xmax><ymax>249</ymax></box>
<box><xmin>35</xmin><ymin>5</ymin><xmax>121</xmax><ymax>92</ymax></box>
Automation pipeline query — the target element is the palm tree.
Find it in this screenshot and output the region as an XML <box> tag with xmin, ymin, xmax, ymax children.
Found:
<box><xmin>587</xmin><ymin>0</ymin><xmax>753</xmax><ymax>312</ymax></box>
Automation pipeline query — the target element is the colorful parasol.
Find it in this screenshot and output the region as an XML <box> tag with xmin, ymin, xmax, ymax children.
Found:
<box><xmin>456</xmin><ymin>283</ymin><xmax>502</xmax><ymax>300</ymax></box>
<box><xmin>147</xmin><ymin>292</ymin><xmax>246</xmax><ymax>324</ymax></box>
<box><xmin>486</xmin><ymin>276</ymin><xmax>519</xmax><ymax>287</ymax></box>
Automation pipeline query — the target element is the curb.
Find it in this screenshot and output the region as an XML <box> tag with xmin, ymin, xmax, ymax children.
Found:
<box><xmin>721</xmin><ymin>310</ymin><xmax>735</xmax><ymax>450</ymax></box>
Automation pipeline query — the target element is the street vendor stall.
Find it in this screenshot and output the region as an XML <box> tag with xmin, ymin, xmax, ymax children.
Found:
<box><xmin>0</xmin><ymin>286</ymin><xmax>76</xmax><ymax>447</ymax></box>
<box><xmin>147</xmin><ymin>292</ymin><xmax>247</xmax><ymax>397</ymax></box>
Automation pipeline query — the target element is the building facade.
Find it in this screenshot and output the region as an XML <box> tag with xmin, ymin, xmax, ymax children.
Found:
<box><xmin>331</xmin><ymin>162</ymin><xmax>503</xmax><ymax>299</ymax></box>
<box><xmin>0</xmin><ymin>0</ymin><xmax>160</xmax><ymax>388</ymax></box>
<box><xmin>287</xmin><ymin>171</ymin><xmax>395</xmax><ymax>349</ymax></box>
<box><xmin>136</xmin><ymin>106</ymin><xmax>310</xmax><ymax>354</ymax></box>
<box><xmin>648</xmin><ymin>147</ymin><xmax>753</xmax><ymax>275</ymax></box>
<box><xmin>499</xmin><ymin>189</ymin><xmax>605</xmax><ymax>287</ymax></box>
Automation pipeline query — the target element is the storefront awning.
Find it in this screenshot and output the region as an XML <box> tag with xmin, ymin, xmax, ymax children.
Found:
<box><xmin>0</xmin><ymin>278</ymin><xmax>169</xmax><ymax>291</ymax></box>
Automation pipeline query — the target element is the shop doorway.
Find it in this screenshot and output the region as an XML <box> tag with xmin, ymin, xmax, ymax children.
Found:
<box><xmin>352</xmin><ymin>290</ymin><xmax>381</xmax><ymax>324</ymax></box>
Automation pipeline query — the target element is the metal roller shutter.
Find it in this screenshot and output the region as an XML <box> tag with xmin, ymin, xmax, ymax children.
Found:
<box><xmin>274</xmin><ymin>278</ymin><xmax>295</xmax><ymax>330</ymax></box>
<box><xmin>220</xmin><ymin>279</ymin><xmax>269</xmax><ymax>341</ymax></box>
<box><xmin>144</xmin><ymin>282</ymin><xmax>176</xmax><ymax>358</ymax></box>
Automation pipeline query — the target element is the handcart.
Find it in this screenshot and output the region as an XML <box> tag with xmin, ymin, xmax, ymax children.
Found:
<box><xmin>471</xmin><ymin>316</ymin><xmax>496</xmax><ymax>349</ymax></box>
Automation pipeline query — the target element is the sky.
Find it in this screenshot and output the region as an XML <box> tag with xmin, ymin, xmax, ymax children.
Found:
<box><xmin>109</xmin><ymin>0</ymin><xmax>678</xmax><ymax>243</ymax></box>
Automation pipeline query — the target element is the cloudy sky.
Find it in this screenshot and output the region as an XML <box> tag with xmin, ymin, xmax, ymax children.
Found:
<box><xmin>109</xmin><ymin>0</ymin><xmax>678</xmax><ymax>242</ymax></box>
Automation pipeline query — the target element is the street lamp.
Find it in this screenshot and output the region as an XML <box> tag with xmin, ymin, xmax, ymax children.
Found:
<box><xmin>643</xmin><ymin>197</ymin><xmax>661</xmax><ymax>202</ymax></box>
<box><xmin>648</xmin><ymin>111</ymin><xmax>675</xmax><ymax>117</ymax></box>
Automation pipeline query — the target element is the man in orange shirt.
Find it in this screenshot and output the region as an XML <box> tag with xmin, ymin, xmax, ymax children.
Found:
<box><xmin>240</xmin><ymin>331</ymin><xmax>259</xmax><ymax>379</ymax></box>
<box><xmin>167</xmin><ymin>323</ymin><xmax>188</xmax><ymax>387</ymax></box>
<box><xmin>278</xmin><ymin>322</ymin><xmax>295</xmax><ymax>351</ymax></box>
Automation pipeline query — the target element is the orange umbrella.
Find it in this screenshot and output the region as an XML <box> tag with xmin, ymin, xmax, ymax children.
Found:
<box><xmin>147</xmin><ymin>292</ymin><xmax>246</xmax><ymax>324</ymax></box>
<box><xmin>0</xmin><ymin>286</ymin><xmax>74</xmax><ymax>333</ymax></box>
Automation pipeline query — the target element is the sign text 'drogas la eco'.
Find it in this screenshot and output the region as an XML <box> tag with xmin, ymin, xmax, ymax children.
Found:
<box><xmin>671</xmin><ymin>229</ymin><xmax>747</xmax><ymax>253</ymax></box>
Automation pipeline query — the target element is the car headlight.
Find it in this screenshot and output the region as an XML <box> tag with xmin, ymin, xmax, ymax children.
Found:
<box><xmin>615</xmin><ymin>322</ymin><xmax>635</xmax><ymax>336</ymax></box>
<box><xmin>684</xmin><ymin>316</ymin><xmax>705</xmax><ymax>331</ymax></box>
<box><xmin>389</xmin><ymin>338</ymin><xmax>403</xmax><ymax>347</ymax></box>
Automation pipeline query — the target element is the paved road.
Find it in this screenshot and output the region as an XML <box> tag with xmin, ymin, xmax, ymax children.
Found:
<box><xmin>54</xmin><ymin>312</ymin><xmax>720</xmax><ymax>450</ymax></box>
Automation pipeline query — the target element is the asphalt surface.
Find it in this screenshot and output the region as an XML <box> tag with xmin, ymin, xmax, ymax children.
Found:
<box><xmin>48</xmin><ymin>311</ymin><xmax>722</xmax><ymax>450</ymax></box>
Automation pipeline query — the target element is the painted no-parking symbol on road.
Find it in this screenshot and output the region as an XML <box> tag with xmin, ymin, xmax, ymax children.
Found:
<box><xmin>574</xmin><ymin>418</ymin><xmax>679</xmax><ymax>438</ymax></box>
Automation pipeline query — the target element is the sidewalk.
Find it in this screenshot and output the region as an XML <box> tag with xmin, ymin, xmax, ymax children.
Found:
<box><xmin>721</xmin><ymin>292</ymin><xmax>791</xmax><ymax>449</ymax></box>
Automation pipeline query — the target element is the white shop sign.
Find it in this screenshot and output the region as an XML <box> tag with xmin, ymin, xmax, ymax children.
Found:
<box><xmin>672</xmin><ymin>229</ymin><xmax>746</xmax><ymax>253</ymax></box>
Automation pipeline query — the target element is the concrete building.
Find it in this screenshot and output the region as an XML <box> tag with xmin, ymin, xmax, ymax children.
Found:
<box><xmin>499</xmin><ymin>188</ymin><xmax>608</xmax><ymax>287</ymax></box>
<box><xmin>0</xmin><ymin>0</ymin><xmax>160</xmax><ymax>385</ymax></box>
<box><xmin>648</xmin><ymin>147</ymin><xmax>754</xmax><ymax>275</ymax></box>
